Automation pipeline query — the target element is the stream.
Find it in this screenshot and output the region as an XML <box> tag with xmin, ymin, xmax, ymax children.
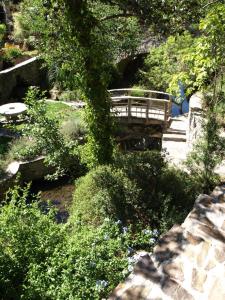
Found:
<box><xmin>31</xmin><ymin>177</ymin><xmax>75</xmax><ymax>223</ymax></box>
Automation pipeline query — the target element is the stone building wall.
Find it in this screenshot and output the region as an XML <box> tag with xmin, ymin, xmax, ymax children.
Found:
<box><xmin>0</xmin><ymin>57</ymin><xmax>48</xmax><ymax>104</ymax></box>
<box><xmin>109</xmin><ymin>186</ymin><xmax>225</xmax><ymax>300</ymax></box>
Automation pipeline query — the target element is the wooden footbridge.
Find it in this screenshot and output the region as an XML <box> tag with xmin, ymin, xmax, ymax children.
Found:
<box><xmin>109</xmin><ymin>89</ymin><xmax>172</xmax><ymax>128</ymax></box>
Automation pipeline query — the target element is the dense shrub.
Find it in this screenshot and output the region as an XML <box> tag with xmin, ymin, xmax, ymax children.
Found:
<box><xmin>0</xmin><ymin>185</ymin><xmax>157</xmax><ymax>299</ymax></box>
<box><xmin>0</xmin><ymin>185</ymin><xmax>63</xmax><ymax>299</ymax></box>
<box><xmin>71</xmin><ymin>165</ymin><xmax>140</xmax><ymax>226</ymax></box>
<box><xmin>71</xmin><ymin>151</ymin><xmax>200</xmax><ymax>230</ymax></box>
<box><xmin>6</xmin><ymin>137</ymin><xmax>41</xmax><ymax>161</ymax></box>
<box><xmin>60</xmin><ymin>116</ymin><xmax>87</xmax><ymax>140</ymax></box>
<box><xmin>3</xmin><ymin>46</ymin><xmax>23</xmax><ymax>61</ymax></box>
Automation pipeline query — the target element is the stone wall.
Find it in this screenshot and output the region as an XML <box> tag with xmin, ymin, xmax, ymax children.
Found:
<box><xmin>0</xmin><ymin>57</ymin><xmax>48</xmax><ymax>104</ymax></box>
<box><xmin>0</xmin><ymin>157</ymin><xmax>54</xmax><ymax>198</ymax></box>
<box><xmin>109</xmin><ymin>186</ymin><xmax>225</xmax><ymax>300</ymax></box>
<box><xmin>187</xmin><ymin>92</ymin><xmax>204</xmax><ymax>151</ymax></box>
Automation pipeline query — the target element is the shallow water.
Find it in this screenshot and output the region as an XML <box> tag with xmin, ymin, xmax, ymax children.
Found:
<box><xmin>31</xmin><ymin>178</ymin><xmax>75</xmax><ymax>223</ymax></box>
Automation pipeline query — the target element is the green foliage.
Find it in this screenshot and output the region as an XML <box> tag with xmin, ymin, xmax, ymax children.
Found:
<box><xmin>45</xmin><ymin>101</ymin><xmax>82</xmax><ymax>126</ymax></box>
<box><xmin>186</xmin><ymin>93</ymin><xmax>225</xmax><ymax>193</ymax></box>
<box><xmin>130</xmin><ymin>85</ymin><xmax>147</xmax><ymax>97</ymax></box>
<box><xmin>140</xmin><ymin>32</ymin><xmax>197</xmax><ymax>96</ymax></box>
<box><xmin>141</xmin><ymin>3</ymin><xmax>225</xmax><ymax>96</ymax></box>
<box><xmin>21</xmin><ymin>87</ymin><xmax>83</xmax><ymax>179</ymax></box>
<box><xmin>71</xmin><ymin>151</ymin><xmax>200</xmax><ymax>230</ymax></box>
<box><xmin>58</xmin><ymin>89</ymin><xmax>85</xmax><ymax>102</ymax></box>
<box><xmin>3</xmin><ymin>46</ymin><xmax>23</xmax><ymax>62</ymax></box>
<box><xmin>6</xmin><ymin>137</ymin><xmax>40</xmax><ymax>161</ymax></box>
<box><xmin>0</xmin><ymin>24</ymin><xmax>6</xmax><ymax>46</ymax></box>
<box><xmin>0</xmin><ymin>185</ymin><xmax>157</xmax><ymax>299</ymax></box>
<box><xmin>0</xmin><ymin>184</ymin><xmax>63</xmax><ymax>299</ymax></box>
<box><xmin>71</xmin><ymin>165</ymin><xmax>140</xmax><ymax>226</ymax></box>
<box><xmin>60</xmin><ymin>117</ymin><xmax>87</xmax><ymax>140</ymax></box>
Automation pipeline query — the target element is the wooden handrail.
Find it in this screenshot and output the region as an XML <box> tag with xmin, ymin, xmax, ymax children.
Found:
<box><xmin>110</xmin><ymin>88</ymin><xmax>172</xmax><ymax>124</ymax></box>
<box><xmin>111</xmin><ymin>96</ymin><xmax>170</xmax><ymax>103</ymax></box>
<box><xmin>108</xmin><ymin>88</ymin><xmax>172</xmax><ymax>98</ymax></box>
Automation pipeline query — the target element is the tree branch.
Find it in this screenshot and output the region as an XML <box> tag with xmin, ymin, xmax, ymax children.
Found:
<box><xmin>100</xmin><ymin>13</ymin><xmax>135</xmax><ymax>22</ymax></box>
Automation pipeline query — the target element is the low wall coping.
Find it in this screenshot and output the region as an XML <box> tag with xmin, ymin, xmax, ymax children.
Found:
<box><xmin>0</xmin><ymin>57</ymin><xmax>38</xmax><ymax>75</ymax></box>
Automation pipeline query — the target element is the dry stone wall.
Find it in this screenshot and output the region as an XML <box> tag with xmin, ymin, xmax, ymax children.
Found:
<box><xmin>109</xmin><ymin>186</ymin><xmax>225</xmax><ymax>300</ymax></box>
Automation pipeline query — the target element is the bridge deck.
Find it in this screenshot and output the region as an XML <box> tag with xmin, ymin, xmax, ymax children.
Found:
<box><xmin>109</xmin><ymin>89</ymin><xmax>172</xmax><ymax>126</ymax></box>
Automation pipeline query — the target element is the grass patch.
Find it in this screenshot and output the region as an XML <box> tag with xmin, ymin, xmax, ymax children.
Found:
<box><xmin>45</xmin><ymin>102</ymin><xmax>82</xmax><ymax>125</ymax></box>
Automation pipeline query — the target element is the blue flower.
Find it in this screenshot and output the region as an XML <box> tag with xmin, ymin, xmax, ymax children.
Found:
<box><xmin>104</xmin><ymin>234</ymin><xmax>110</xmax><ymax>240</ymax></box>
<box><xmin>142</xmin><ymin>229</ymin><xmax>152</xmax><ymax>235</ymax></box>
<box><xmin>122</xmin><ymin>227</ymin><xmax>128</xmax><ymax>234</ymax></box>
<box><xmin>149</xmin><ymin>237</ymin><xmax>156</xmax><ymax>244</ymax></box>
<box><xmin>128</xmin><ymin>265</ymin><xmax>134</xmax><ymax>272</ymax></box>
<box><xmin>127</xmin><ymin>246</ymin><xmax>134</xmax><ymax>255</ymax></box>
<box><xmin>89</xmin><ymin>261</ymin><xmax>96</xmax><ymax>268</ymax></box>
<box><xmin>152</xmin><ymin>229</ymin><xmax>159</xmax><ymax>237</ymax></box>
<box><xmin>96</xmin><ymin>280</ymin><xmax>108</xmax><ymax>289</ymax></box>
<box><xmin>115</xmin><ymin>219</ymin><xmax>122</xmax><ymax>225</ymax></box>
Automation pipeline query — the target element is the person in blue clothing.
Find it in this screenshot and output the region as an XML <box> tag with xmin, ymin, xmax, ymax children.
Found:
<box><xmin>171</xmin><ymin>81</ymin><xmax>189</xmax><ymax>117</ymax></box>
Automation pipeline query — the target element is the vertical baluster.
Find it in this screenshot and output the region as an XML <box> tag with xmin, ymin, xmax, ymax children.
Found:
<box><xmin>164</xmin><ymin>102</ymin><xmax>168</xmax><ymax>122</ymax></box>
<box><xmin>146</xmin><ymin>99</ymin><xmax>149</xmax><ymax>121</ymax></box>
<box><xmin>128</xmin><ymin>98</ymin><xmax>131</xmax><ymax>122</ymax></box>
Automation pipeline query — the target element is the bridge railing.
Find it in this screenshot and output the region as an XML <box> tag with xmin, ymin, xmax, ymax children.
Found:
<box><xmin>108</xmin><ymin>89</ymin><xmax>172</xmax><ymax>124</ymax></box>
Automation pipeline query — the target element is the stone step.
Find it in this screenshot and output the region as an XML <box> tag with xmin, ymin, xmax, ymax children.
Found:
<box><xmin>164</xmin><ymin>128</ymin><xmax>186</xmax><ymax>135</ymax></box>
<box><xmin>162</xmin><ymin>133</ymin><xmax>186</xmax><ymax>142</ymax></box>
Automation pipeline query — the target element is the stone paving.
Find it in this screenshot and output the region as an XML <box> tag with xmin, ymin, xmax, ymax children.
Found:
<box><xmin>162</xmin><ymin>114</ymin><xmax>188</xmax><ymax>166</ymax></box>
<box><xmin>109</xmin><ymin>186</ymin><xmax>225</xmax><ymax>300</ymax></box>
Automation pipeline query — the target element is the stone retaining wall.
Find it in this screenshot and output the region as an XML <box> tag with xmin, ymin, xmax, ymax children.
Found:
<box><xmin>187</xmin><ymin>92</ymin><xmax>204</xmax><ymax>151</ymax></box>
<box><xmin>0</xmin><ymin>156</ymin><xmax>54</xmax><ymax>198</ymax></box>
<box><xmin>0</xmin><ymin>57</ymin><xmax>48</xmax><ymax>104</ymax></box>
<box><xmin>109</xmin><ymin>186</ymin><xmax>225</xmax><ymax>300</ymax></box>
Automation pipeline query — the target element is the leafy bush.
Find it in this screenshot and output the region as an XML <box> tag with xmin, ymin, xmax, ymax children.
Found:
<box><xmin>130</xmin><ymin>85</ymin><xmax>147</xmax><ymax>97</ymax></box>
<box><xmin>0</xmin><ymin>185</ymin><xmax>63</xmax><ymax>299</ymax></box>
<box><xmin>3</xmin><ymin>46</ymin><xmax>23</xmax><ymax>62</ymax></box>
<box><xmin>71</xmin><ymin>151</ymin><xmax>200</xmax><ymax>230</ymax></box>
<box><xmin>60</xmin><ymin>116</ymin><xmax>87</xmax><ymax>140</ymax></box>
<box><xmin>0</xmin><ymin>185</ymin><xmax>157</xmax><ymax>299</ymax></box>
<box><xmin>71</xmin><ymin>165</ymin><xmax>140</xmax><ymax>226</ymax></box>
<box><xmin>58</xmin><ymin>89</ymin><xmax>85</xmax><ymax>102</ymax></box>
<box><xmin>6</xmin><ymin>137</ymin><xmax>41</xmax><ymax>162</ymax></box>
<box><xmin>140</xmin><ymin>32</ymin><xmax>197</xmax><ymax>96</ymax></box>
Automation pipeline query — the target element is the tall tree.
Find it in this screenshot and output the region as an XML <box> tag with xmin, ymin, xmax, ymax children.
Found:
<box><xmin>21</xmin><ymin>0</ymin><xmax>203</xmax><ymax>166</ymax></box>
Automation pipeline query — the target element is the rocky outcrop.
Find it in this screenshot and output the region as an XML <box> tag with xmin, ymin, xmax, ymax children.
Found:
<box><xmin>109</xmin><ymin>186</ymin><xmax>225</xmax><ymax>300</ymax></box>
